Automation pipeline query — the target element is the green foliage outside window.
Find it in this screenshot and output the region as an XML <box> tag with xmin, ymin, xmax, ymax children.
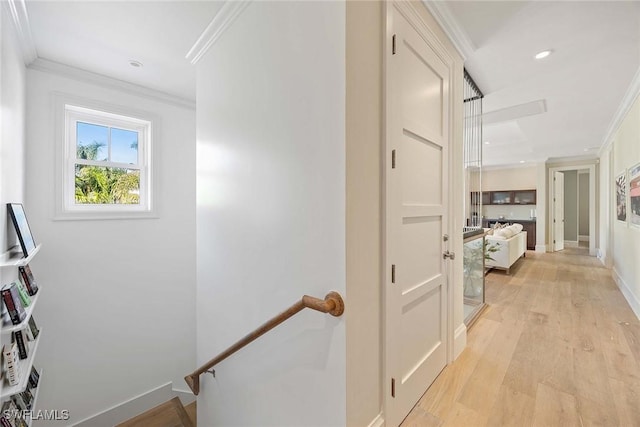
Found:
<box><xmin>74</xmin><ymin>141</ymin><xmax>140</xmax><ymax>205</ymax></box>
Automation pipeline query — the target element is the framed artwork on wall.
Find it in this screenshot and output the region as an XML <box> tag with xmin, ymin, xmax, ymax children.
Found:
<box><xmin>7</xmin><ymin>203</ymin><xmax>37</xmax><ymax>257</ymax></box>
<box><xmin>615</xmin><ymin>171</ymin><xmax>627</xmax><ymax>224</ymax></box>
<box><xmin>629</xmin><ymin>162</ymin><xmax>640</xmax><ymax>229</ymax></box>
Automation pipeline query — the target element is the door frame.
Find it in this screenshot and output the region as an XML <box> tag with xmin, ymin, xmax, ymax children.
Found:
<box><xmin>548</xmin><ymin>164</ymin><xmax>597</xmax><ymax>255</ymax></box>
<box><xmin>552</xmin><ymin>171</ymin><xmax>565</xmax><ymax>251</ymax></box>
<box><xmin>383</xmin><ymin>1</ymin><xmax>459</xmax><ymax>424</ymax></box>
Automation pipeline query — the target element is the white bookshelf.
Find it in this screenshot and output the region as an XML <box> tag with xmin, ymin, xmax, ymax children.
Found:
<box><xmin>2</xmin><ymin>291</ymin><xmax>41</xmax><ymax>334</ymax></box>
<box><xmin>0</xmin><ymin>329</ymin><xmax>42</xmax><ymax>399</ymax></box>
<box><xmin>1</xmin><ymin>242</ymin><xmax>43</xmax><ymax>416</ymax></box>
<box><xmin>25</xmin><ymin>369</ymin><xmax>43</xmax><ymax>427</ymax></box>
<box><xmin>0</xmin><ymin>244</ymin><xmax>41</xmax><ymax>268</ymax></box>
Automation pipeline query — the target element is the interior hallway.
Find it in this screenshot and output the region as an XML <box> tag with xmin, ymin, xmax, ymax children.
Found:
<box><xmin>402</xmin><ymin>249</ymin><xmax>640</xmax><ymax>426</ymax></box>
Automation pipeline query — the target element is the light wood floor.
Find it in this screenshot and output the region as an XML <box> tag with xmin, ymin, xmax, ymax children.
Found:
<box><xmin>402</xmin><ymin>249</ymin><xmax>640</xmax><ymax>426</ymax></box>
<box><xmin>116</xmin><ymin>397</ymin><xmax>194</xmax><ymax>427</ymax></box>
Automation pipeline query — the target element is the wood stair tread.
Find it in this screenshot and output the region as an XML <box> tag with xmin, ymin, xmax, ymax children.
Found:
<box><xmin>116</xmin><ymin>397</ymin><xmax>194</xmax><ymax>427</ymax></box>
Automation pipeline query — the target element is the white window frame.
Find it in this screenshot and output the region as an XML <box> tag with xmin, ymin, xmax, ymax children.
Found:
<box><xmin>55</xmin><ymin>94</ymin><xmax>158</xmax><ymax>220</ymax></box>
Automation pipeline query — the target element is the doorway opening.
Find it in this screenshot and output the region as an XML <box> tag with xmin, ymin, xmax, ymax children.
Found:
<box><xmin>548</xmin><ymin>164</ymin><xmax>596</xmax><ymax>256</ymax></box>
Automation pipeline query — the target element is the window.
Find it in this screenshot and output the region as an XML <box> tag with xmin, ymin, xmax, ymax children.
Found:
<box><xmin>57</xmin><ymin>100</ymin><xmax>156</xmax><ymax>219</ymax></box>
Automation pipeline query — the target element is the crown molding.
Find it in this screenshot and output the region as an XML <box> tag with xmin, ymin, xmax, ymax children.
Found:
<box><xmin>421</xmin><ymin>0</ymin><xmax>475</xmax><ymax>61</ymax></box>
<box><xmin>393</xmin><ymin>1</ymin><xmax>454</xmax><ymax>65</ymax></box>
<box><xmin>482</xmin><ymin>163</ymin><xmax>541</xmax><ymax>172</ymax></box>
<box><xmin>3</xmin><ymin>0</ymin><xmax>38</xmax><ymax>65</ymax></box>
<box><xmin>29</xmin><ymin>58</ymin><xmax>195</xmax><ymax>110</ymax></box>
<box><xmin>599</xmin><ymin>65</ymin><xmax>640</xmax><ymax>156</ymax></box>
<box><xmin>546</xmin><ymin>155</ymin><xmax>599</xmax><ymax>166</ymax></box>
<box><xmin>186</xmin><ymin>0</ymin><xmax>251</xmax><ymax>65</ymax></box>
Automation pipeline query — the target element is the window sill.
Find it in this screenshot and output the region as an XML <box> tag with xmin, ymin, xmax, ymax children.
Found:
<box><xmin>53</xmin><ymin>210</ymin><xmax>159</xmax><ymax>221</ymax></box>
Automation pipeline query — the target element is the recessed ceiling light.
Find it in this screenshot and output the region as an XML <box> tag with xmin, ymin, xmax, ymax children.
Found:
<box><xmin>129</xmin><ymin>60</ymin><xmax>144</xmax><ymax>68</ymax></box>
<box><xmin>484</xmin><ymin>141</ymin><xmax>490</xmax><ymax>145</ymax></box>
<box><xmin>535</xmin><ymin>50</ymin><xmax>552</xmax><ymax>60</ymax></box>
<box><xmin>519</xmin><ymin>160</ymin><xmax>525</xmax><ymax>164</ymax></box>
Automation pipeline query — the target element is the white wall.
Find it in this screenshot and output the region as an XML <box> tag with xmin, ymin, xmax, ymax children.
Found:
<box><xmin>536</xmin><ymin>162</ymin><xmax>547</xmax><ymax>251</ymax></box>
<box><xmin>481</xmin><ymin>166</ymin><xmax>537</xmax><ymax>220</ymax></box>
<box><xmin>25</xmin><ymin>69</ymin><xmax>196</xmax><ymax>425</ymax></box>
<box><xmin>579</xmin><ymin>172</ymin><xmax>589</xmax><ymax>237</ymax></box>
<box><xmin>0</xmin><ymin>3</ymin><xmax>27</xmax><ymax>270</ymax></box>
<box><xmin>345</xmin><ymin>2</ymin><xmax>382</xmax><ymax>425</ymax></box>
<box><xmin>599</xmin><ymin>148</ymin><xmax>612</xmax><ymax>265</ymax></box>
<box><xmin>482</xmin><ymin>166</ymin><xmax>537</xmax><ymax>190</ymax></box>
<box><xmin>609</xmin><ymin>94</ymin><xmax>640</xmax><ymax>317</ymax></box>
<box><xmin>563</xmin><ymin>170</ymin><xmax>578</xmax><ymax>241</ymax></box>
<box><xmin>195</xmin><ymin>2</ymin><xmax>346</xmax><ymax>426</ymax></box>
<box><xmin>0</xmin><ymin>3</ymin><xmax>27</xmax><ymax>367</ymax></box>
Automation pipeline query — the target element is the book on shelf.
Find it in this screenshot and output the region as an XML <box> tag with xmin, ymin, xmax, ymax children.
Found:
<box><xmin>1</xmin><ymin>283</ymin><xmax>26</xmax><ymax>325</ymax></box>
<box><xmin>0</xmin><ymin>400</ymin><xmax>18</xmax><ymax>427</ymax></box>
<box><xmin>3</xmin><ymin>342</ymin><xmax>21</xmax><ymax>386</ymax></box>
<box><xmin>23</xmin><ymin>384</ymin><xmax>34</xmax><ymax>403</ymax></box>
<box><xmin>11</xmin><ymin>383</ymin><xmax>33</xmax><ymax>411</ymax></box>
<box><xmin>18</xmin><ymin>265</ymin><xmax>38</xmax><ymax>296</ymax></box>
<box><xmin>11</xmin><ymin>392</ymin><xmax>28</xmax><ymax>411</ymax></box>
<box><xmin>0</xmin><ymin>301</ymin><xmax>10</xmax><ymax>326</ymax></box>
<box><xmin>12</xmin><ymin>330</ymin><xmax>29</xmax><ymax>360</ymax></box>
<box><xmin>13</xmin><ymin>280</ymin><xmax>31</xmax><ymax>308</ymax></box>
<box><xmin>14</xmin><ymin>415</ymin><xmax>27</xmax><ymax>427</ymax></box>
<box><xmin>28</xmin><ymin>366</ymin><xmax>39</xmax><ymax>388</ymax></box>
<box><xmin>26</xmin><ymin>316</ymin><xmax>39</xmax><ymax>340</ymax></box>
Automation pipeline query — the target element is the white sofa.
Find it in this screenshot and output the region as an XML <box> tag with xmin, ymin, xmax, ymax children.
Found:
<box><xmin>485</xmin><ymin>224</ymin><xmax>527</xmax><ymax>274</ymax></box>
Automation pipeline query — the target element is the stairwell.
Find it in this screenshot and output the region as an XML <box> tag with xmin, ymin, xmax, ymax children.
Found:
<box><xmin>116</xmin><ymin>397</ymin><xmax>196</xmax><ymax>427</ymax></box>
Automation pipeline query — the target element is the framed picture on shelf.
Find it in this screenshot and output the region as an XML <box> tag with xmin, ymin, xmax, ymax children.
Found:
<box><xmin>629</xmin><ymin>163</ymin><xmax>640</xmax><ymax>229</ymax></box>
<box><xmin>7</xmin><ymin>203</ymin><xmax>37</xmax><ymax>257</ymax></box>
<box><xmin>615</xmin><ymin>171</ymin><xmax>627</xmax><ymax>224</ymax></box>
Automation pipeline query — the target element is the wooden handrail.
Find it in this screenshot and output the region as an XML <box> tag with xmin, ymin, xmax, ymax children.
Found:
<box><xmin>184</xmin><ymin>291</ymin><xmax>344</xmax><ymax>395</ymax></box>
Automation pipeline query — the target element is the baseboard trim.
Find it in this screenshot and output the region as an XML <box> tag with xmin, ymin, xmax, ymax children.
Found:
<box><xmin>73</xmin><ymin>383</ymin><xmax>176</xmax><ymax>427</ymax></box>
<box><xmin>367</xmin><ymin>412</ymin><xmax>384</xmax><ymax>427</ymax></box>
<box><xmin>612</xmin><ymin>267</ymin><xmax>640</xmax><ymax>321</ymax></box>
<box><xmin>578</xmin><ymin>235</ymin><xmax>590</xmax><ymax>242</ymax></box>
<box><xmin>454</xmin><ymin>322</ymin><xmax>467</xmax><ymax>360</ymax></box>
<box><xmin>598</xmin><ymin>250</ymin><xmax>612</xmax><ymax>268</ymax></box>
<box><xmin>564</xmin><ymin>240</ymin><xmax>579</xmax><ymax>248</ymax></box>
<box><xmin>535</xmin><ymin>244</ymin><xmax>547</xmax><ymax>253</ymax></box>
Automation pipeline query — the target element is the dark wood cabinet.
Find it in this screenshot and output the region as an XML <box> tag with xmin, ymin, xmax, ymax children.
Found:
<box><xmin>471</xmin><ymin>189</ymin><xmax>536</xmax><ymax>205</ymax></box>
<box><xmin>521</xmin><ymin>222</ymin><xmax>536</xmax><ymax>250</ymax></box>
<box><xmin>491</xmin><ymin>191</ymin><xmax>512</xmax><ymax>205</ymax></box>
<box><xmin>513</xmin><ymin>190</ymin><xmax>536</xmax><ymax>205</ymax></box>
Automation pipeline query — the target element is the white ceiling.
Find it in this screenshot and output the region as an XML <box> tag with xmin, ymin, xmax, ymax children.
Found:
<box><xmin>437</xmin><ymin>0</ymin><xmax>640</xmax><ymax>167</ymax></box>
<box><xmin>25</xmin><ymin>1</ymin><xmax>224</xmax><ymax>102</ymax></box>
<box><xmin>21</xmin><ymin>1</ymin><xmax>640</xmax><ymax>166</ymax></box>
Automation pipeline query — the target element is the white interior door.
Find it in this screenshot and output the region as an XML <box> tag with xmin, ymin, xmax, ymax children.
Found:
<box><xmin>554</xmin><ymin>171</ymin><xmax>565</xmax><ymax>251</ymax></box>
<box><xmin>385</xmin><ymin>6</ymin><xmax>450</xmax><ymax>426</ymax></box>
